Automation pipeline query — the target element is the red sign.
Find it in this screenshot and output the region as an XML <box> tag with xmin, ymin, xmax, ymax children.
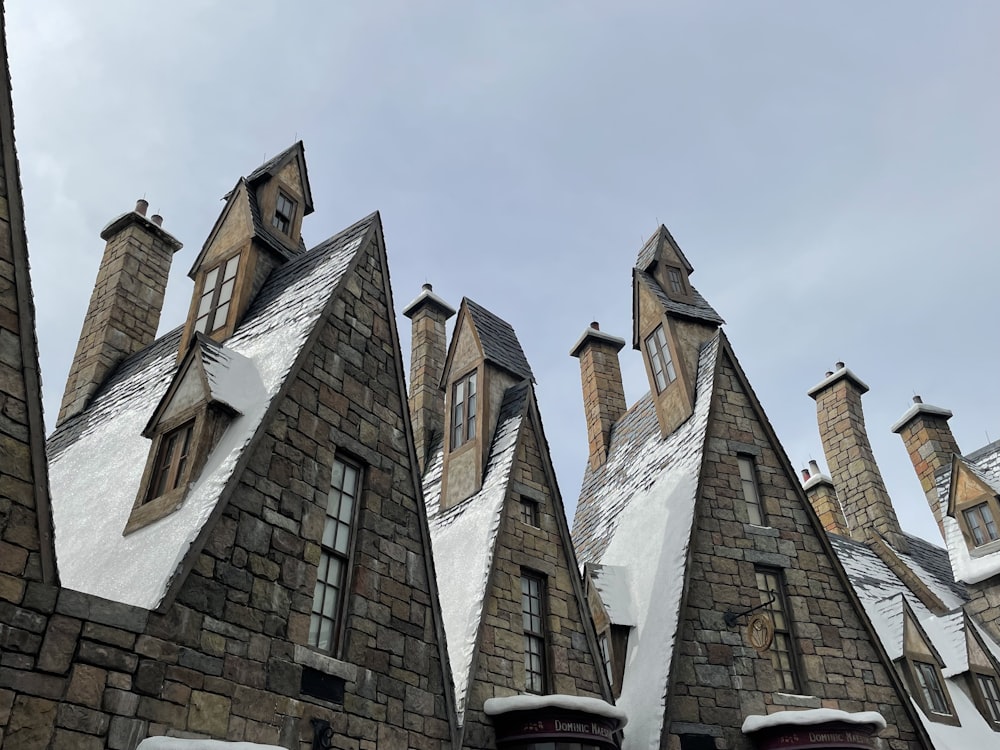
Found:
<box><xmin>753</xmin><ymin>722</ymin><xmax>878</xmax><ymax>750</ymax></box>
<box><xmin>493</xmin><ymin>710</ymin><xmax>619</xmax><ymax>748</ymax></box>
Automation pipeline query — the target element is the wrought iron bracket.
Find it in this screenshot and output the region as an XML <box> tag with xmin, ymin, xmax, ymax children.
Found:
<box><xmin>723</xmin><ymin>590</ymin><xmax>775</xmax><ymax>628</ymax></box>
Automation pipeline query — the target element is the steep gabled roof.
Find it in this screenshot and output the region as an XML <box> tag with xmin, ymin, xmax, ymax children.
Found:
<box><xmin>422</xmin><ymin>380</ymin><xmax>532</xmax><ymax>723</ymax></box>
<box><xmin>463</xmin><ymin>298</ymin><xmax>534</xmax><ymax>381</ymax></box>
<box><xmin>572</xmin><ymin>332</ymin><xmax>720</xmax><ymax>748</ymax></box>
<box><xmin>634</xmin><ymin>224</ymin><xmax>694</xmax><ymax>274</ymax></box>
<box><xmin>634</xmin><ymin>269</ymin><xmax>725</xmax><ymax>328</ymax></box>
<box><xmin>47</xmin><ymin>213</ymin><xmax>377</xmax><ymax>609</ymax></box>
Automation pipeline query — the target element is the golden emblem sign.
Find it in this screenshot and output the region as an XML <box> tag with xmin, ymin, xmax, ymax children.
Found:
<box><xmin>747</xmin><ymin>613</ymin><xmax>774</xmax><ymax>652</ymax></box>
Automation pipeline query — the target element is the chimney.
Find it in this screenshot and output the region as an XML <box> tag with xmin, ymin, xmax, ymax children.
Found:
<box><xmin>571</xmin><ymin>322</ymin><xmax>627</xmax><ymax>471</ymax></box>
<box><xmin>57</xmin><ymin>201</ymin><xmax>182</xmax><ymax>425</ymax></box>
<box><xmin>403</xmin><ymin>283</ymin><xmax>455</xmax><ymax>473</ymax></box>
<box><xmin>802</xmin><ymin>459</ymin><xmax>849</xmax><ymax>537</ymax></box>
<box><xmin>891</xmin><ymin>395</ymin><xmax>959</xmax><ymax>541</ymax></box>
<box><xmin>808</xmin><ymin>363</ymin><xmax>909</xmax><ymax>552</ymax></box>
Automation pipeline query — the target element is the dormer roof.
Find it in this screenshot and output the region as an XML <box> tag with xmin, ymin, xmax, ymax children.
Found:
<box><xmin>443</xmin><ymin>298</ymin><xmax>534</xmax><ymax>384</ymax></box>
<box><xmin>633</xmin><ymin>269</ymin><xmax>725</xmax><ymax>335</ymax></box>
<box><xmin>243</xmin><ymin>141</ymin><xmax>314</xmax><ymax>213</ymax></box>
<box><xmin>635</xmin><ymin>224</ymin><xmax>694</xmax><ymax>274</ymax></box>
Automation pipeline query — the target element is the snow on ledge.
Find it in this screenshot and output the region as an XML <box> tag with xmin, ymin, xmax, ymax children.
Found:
<box><xmin>742</xmin><ymin>708</ymin><xmax>887</xmax><ymax>734</ymax></box>
<box><xmin>483</xmin><ymin>694</ymin><xmax>628</xmax><ymax>727</ymax></box>
<box><xmin>137</xmin><ymin>738</ymin><xmax>285</xmax><ymax>750</ymax></box>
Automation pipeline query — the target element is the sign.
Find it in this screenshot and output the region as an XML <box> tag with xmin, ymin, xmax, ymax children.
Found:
<box><xmin>747</xmin><ymin>613</ymin><xmax>774</xmax><ymax>652</ymax></box>
<box><xmin>752</xmin><ymin>722</ymin><xmax>879</xmax><ymax>750</ymax></box>
<box><xmin>493</xmin><ymin>709</ymin><xmax>620</xmax><ymax>748</ymax></box>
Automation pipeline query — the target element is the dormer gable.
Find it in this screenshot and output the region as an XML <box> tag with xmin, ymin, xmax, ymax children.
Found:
<box><xmin>126</xmin><ymin>334</ymin><xmax>261</xmax><ymax>534</ymax></box>
<box><xmin>948</xmin><ymin>456</ymin><xmax>1000</xmax><ymax>555</ymax></box>
<box><xmin>244</xmin><ymin>140</ymin><xmax>313</xmax><ymax>251</ymax></box>
<box><xmin>900</xmin><ymin>601</ymin><xmax>960</xmax><ymax>724</ymax></box>
<box><xmin>632</xmin><ymin>226</ymin><xmax>723</xmax><ymax>438</ymax></box>
<box><xmin>966</xmin><ymin>617</ymin><xmax>1000</xmax><ymax>729</ymax></box>
<box><xmin>439</xmin><ymin>298</ymin><xmax>533</xmax><ymax>510</ymax></box>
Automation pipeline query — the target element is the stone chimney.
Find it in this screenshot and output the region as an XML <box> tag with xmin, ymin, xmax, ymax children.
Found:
<box><xmin>802</xmin><ymin>460</ymin><xmax>849</xmax><ymax>536</ymax></box>
<box><xmin>57</xmin><ymin>200</ymin><xmax>182</xmax><ymax>425</ymax></box>
<box><xmin>571</xmin><ymin>322</ymin><xmax>627</xmax><ymax>471</ymax></box>
<box><xmin>808</xmin><ymin>363</ymin><xmax>909</xmax><ymax>552</ymax></box>
<box><xmin>403</xmin><ymin>283</ymin><xmax>455</xmax><ymax>473</ymax></box>
<box><xmin>891</xmin><ymin>395</ymin><xmax>959</xmax><ymax>541</ymax></box>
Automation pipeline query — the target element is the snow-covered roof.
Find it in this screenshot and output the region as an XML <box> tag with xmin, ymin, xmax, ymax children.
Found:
<box><xmin>588</xmin><ymin>564</ymin><xmax>636</xmax><ymax>627</ymax></box>
<box><xmin>572</xmin><ymin>333</ymin><xmax>720</xmax><ymax>750</ymax></box>
<box><xmin>935</xmin><ymin>446</ymin><xmax>1000</xmax><ymax>585</ymax></box>
<box><xmin>422</xmin><ymin>380</ymin><xmax>532</xmax><ymax>724</ymax></box>
<box><xmin>137</xmin><ymin>739</ymin><xmax>284</xmax><ymax>750</ymax></box>
<box><xmin>47</xmin><ymin>213</ymin><xmax>376</xmax><ymax>608</ymax></box>
<box><xmin>742</xmin><ymin>708</ymin><xmax>886</xmax><ymax>734</ymax></box>
<box><xmin>484</xmin><ymin>693</ymin><xmax>627</xmax><ymax>727</ymax></box>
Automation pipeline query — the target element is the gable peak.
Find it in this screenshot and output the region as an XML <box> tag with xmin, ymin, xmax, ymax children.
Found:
<box><xmin>635</xmin><ymin>224</ymin><xmax>694</xmax><ymax>275</ymax></box>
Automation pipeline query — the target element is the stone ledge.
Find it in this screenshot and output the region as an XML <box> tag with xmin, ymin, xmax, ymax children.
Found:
<box><xmin>773</xmin><ymin>692</ymin><xmax>821</xmax><ymax>708</ymax></box>
<box><xmin>293</xmin><ymin>645</ymin><xmax>357</xmax><ymax>682</ymax></box>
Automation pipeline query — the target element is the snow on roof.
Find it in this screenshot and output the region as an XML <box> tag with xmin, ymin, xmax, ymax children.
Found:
<box><xmin>588</xmin><ymin>564</ymin><xmax>636</xmax><ymax>626</ymax></box>
<box><xmin>195</xmin><ymin>335</ymin><xmax>261</xmax><ymax>415</ymax></box>
<box><xmin>422</xmin><ymin>381</ymin><xmax>531</xmax><ymax>724</ymax></box>
<box><xmin>921</xmin><ymin>611</ymin><xmax>968</xmax><ymax>677</ymax></box>
<box><xmin>914</xmin><ymin>675</ymin><xmax>1000</xmax><ymax>750</ymax></box>
<box><xmin>47</xmin><ymin>214</ymin><xmax>375</xmax><ymax>608</ymax></box>
<box><xmin>483</xmin><ymin>693</ymin><xmax>627</xmax><ymax>727</ymax></box>
<box><xmin>573</xmin><ymin>333</ymin><xmax>719</xmax><ymax>750</ymax></box>
<box><xmin>137</xmin><ymin>738</ymin><xmax>284</xmax><ymax>750</ymax></box>
<box><xmin>936</xmin><ymin>453</ymin><xmax>1000</xmax><ymax>585</ymax></box>
<box><xmin>741</xmin><ymin>708</ymin><xmax>886</xmax><ymax>734</ymax></box>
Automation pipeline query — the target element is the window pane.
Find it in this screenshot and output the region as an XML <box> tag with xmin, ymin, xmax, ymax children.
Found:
<box><xmin>211</xmin><ymin>302</ymin><xmax>230</xmax><ymax>331</ymax></box>
<box><xmin>203</xmin><ymin>267</ymin><xmax>219</xmax><ymax>293</ymax></box>
<box><xmin>219</xmin><ymin>278</ymin><xmax>236</xmax><ymax>305</ymax></box>
<box><xmin>198</xmin><ymin>292</ymin><xmax>214</xmax><ymax>316</ymax></box>
<box><xmin>224</xmin><ymin>255</ymin><xmax>240</xmax><ymax>280</ymax></box>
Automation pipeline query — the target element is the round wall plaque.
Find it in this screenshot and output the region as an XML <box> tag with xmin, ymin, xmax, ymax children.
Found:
<box><xmin>747</xmin><ymin>613</ymin><xmax>774</xmax><ymax>652</ymax></box>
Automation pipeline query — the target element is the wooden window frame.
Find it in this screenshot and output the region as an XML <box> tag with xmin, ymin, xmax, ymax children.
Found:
<box><xmin>913</xmin><ymin>661</ymin><xmax>951</xmax><ymax>715</ymax></box>
<box><xmin>755</xmin><ymin>567</ymin><xmax>802</xmax><ymax>694</ymax></box>
<box><xmin>147</xmin><ymin>421</ymin><xmax>194</xmax><ymax>501</ymax></box>
<box><xmin>973</xmin><ymin>670</ymin><xmax>1000</xmax><ymax>729</ymax></box>
<box><xmin>599</xmin><ymin>632</ymin><xmax>614</xmax><ymax>687</ymax></box>
<box><xmin>520</xmin><ymin>497</ymin><xmax>540</xmax><ymax>528</ymax></box>
<box><xmin>194</xmin><ymin>253</ymin><xmax>241</xmax><ymax>336</ymax></box>
<box><xmin>309</xmin><ymin>454</ymin><xmax>363</xmax><ymax>656</ymax></box>
<box><xmin>521</xmin><ymin>570</ymin><xmax>548</xmax><ymax>694</ymax></box>
<box><xmin>450</xmin><ymin>370</ymin><xmax>477</xmax><ymax>451</ymax></box>
<box><xmin>738</xmin><ymin>454</ymin><xmax>766</xmax><ymax>526</ymax></box>
<box><xmin>272</xmin><ymin>190</ymin><xmax>296</xmax><ymax>235</ymax></box>
<box><xmin>665</xmin><ymin>265</ymin><xmax>688</xmax><ymax>296</ymax></box>
<box><xmin>963</xmin><ymin>502</ymin><xmax>1000</xmax><ymax>547</ymax></box>
<box><xmin>644</xmin><ymin>325</ymin><xmax>677</xmax><ymax>394</ymax></box>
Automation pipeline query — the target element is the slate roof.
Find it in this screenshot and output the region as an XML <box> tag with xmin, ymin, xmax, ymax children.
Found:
<box><xmin>47</xmin><ymin>212</ymin><xmax>376</xmax><ymax>608</ymax></box>
<box><xmin>245</xmin><ymin>141</ymin><xmax>302</xmax><ymax>186</ymax></box>
<box><xmin>635</xmin><ymin>269</ymin><xmax>725</xmax><ymax>328</ymax></box>
<box><xmin>464</xmin><ymin>297</ymin><xmax>534</xmax><ymax>381</ymax></box>
<box><xmin>571</xmin><ymin>333</ymin><xmax>720</xmax><ymax>749</ymax></box>
<box><xmin>422</xmin><ymin>380</ymin><xmax>533</xmax><ymax>723</ymax></box>
<box><xmin>634</xmin><ymin>224</ymin><xmax>694</xmax><ymax>274</ymax></box>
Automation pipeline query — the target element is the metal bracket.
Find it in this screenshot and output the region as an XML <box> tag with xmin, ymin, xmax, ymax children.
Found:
<box><xmin>723</xmin><ymin>590</ymin><xmax>776</xmax><ymax>627</ymax></box>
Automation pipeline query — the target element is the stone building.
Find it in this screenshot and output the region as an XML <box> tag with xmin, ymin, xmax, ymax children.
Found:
<box><xmin>798</xmin><ymin>365</ymin><xmax>1000</xmax><ymax>749</ymax></box>
<box><xmin>570</xmin><ymin>226</ymin><xmax>931</xmax><ymax>750</ymax></box>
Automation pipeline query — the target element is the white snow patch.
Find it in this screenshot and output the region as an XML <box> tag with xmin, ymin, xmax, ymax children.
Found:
<box><xmin>137</xmin><ymin>739</ymin><xmax>284</xmax><ymax>750</ymax></box>
<box><xmin>603</xmin><ymin>467</ymin><xmax>698</xmax><ymax>750</ymax></box>
<box><xmin>484</xmin><ymin>694</ymin><xmax>627</xmax><ymax>726</ymax></box>
<box><xmin>590</xmin><ymin>565</ymin><xmax>635</xmax><ymax>626</ymax></box>
<box><xmin>943</xmin><ymin>514</ymin><xmax>1000</xmax><ymax>584</ymax></box>
<box><xmin>742</xmin><ymin>708</ymin><xmax>886</xmax><ymax>734</ymax></box>
<box><xmin>914</xmin><ymin>675</ymin><xmax>1000</xmax><ymax>750</ymax></box>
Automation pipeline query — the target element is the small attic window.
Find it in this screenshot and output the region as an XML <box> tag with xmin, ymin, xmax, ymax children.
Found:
<box><xmin>666</xmin><ymin>266</ymin><xmax>686</xmax><ymax>295</ymax></box>
<box><xmin>964</xmin><ymin>503</ymin><xmax>999</xmax><ymax>546</ymax></box>
<box><xmin>645</xmin><ymin>326</ymin><xmax>676</xmax><ymax>394</ymax></box>
<box><xmin>273</xmin><ymin>190</ymin><xmax>295</xmax><ymax>235</ymax></box>
<box><xmin>975</xmin><ymin>673</ymin><xmax>1000</xmax><ymax>727</ymax></box>
<box><xmin>914</xmin><ymin>661</ymin><xmax>950</xmax><ymax>715</ymax></box>
<box><xmin>451</xmin><ymin>370</ymin><xmax>477</xmax><ymax>450</ymax></box>
<box><xmin>195</xmin><ymin>254</ymin><xmax>240</xmax><ymax>335</ymax></box>
<box><xmin>147</xmin><ymin>421</ymin><xmax>194</xmax><ymax>501</ymax></box>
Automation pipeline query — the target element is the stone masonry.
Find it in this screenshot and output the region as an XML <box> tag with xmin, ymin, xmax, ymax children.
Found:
<box><xmin>809</xmin><ymin>366</ymin><xmax>910</xmax><ymax>552</ymax></box>
<box><xmin>571</xmin><ymin>323</ymin><xmax>627</xmax><ymax>471</ymax></box>
<box><xmin>664</xmin><ymin>348</ymin><xmax>925</xmax><ymax>750</ymax></box>
<box><xmin>57</xmin><ymin>202</ymin><xmax>182</xmax><ymax>425</ymax></box>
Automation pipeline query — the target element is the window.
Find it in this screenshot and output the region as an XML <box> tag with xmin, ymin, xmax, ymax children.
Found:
<box><xmin>977</xmin><ymin>673</ymin><xmax>1000</xmax><ymax>725</ymax></box>
<box><xmin>520</xmin><ymin>498</ymin><xmax>539</xmax><ymax>527</ymax></box>
<box><xmin>521</xmin><ymin>572</ymin><xmax>547</xmax><ymax>694</ymax></box>
<box><xmin>599</xmin><ymin>633</ymin><xmax>613</xmax><ymax>687</ymax></box>
<box><xmin>645</xmin><ymin>326</ymin><xmax>676</xmax><ymax>394</ymax></box>
<box><xmin>755</xmin><ymin>568</ymin><xmax>799</xmax><ymax>692</ymax></box>
<box><xmin>195</xmin><ymin>254</ymin><xmax>240</xmax><ymax>334</ymax></box>
<box><xmin>309</xmin><ymin>457</ymin><xmax>361</xmax><ymax>653</ymax></box>
<box><xmin>914</xmin><ymin>661</ymin><xmax>950</xmax><ymax>714</ymax></box>
<box><xmin>667</xmin><ymin>266</ymin><xmax>686</xmax><ymax>295</ymax></box>
<box><xmin>451</xmin><ymin>371</ymin><xmax>477</xmax><ymax>450</ymax></box>
<box><xmin>147</xmin><ymin>421</ymin><xmax>194</xmax><ymax>501</ymax></box>
<box><xmin>964</xmin><ymin>503</ymin><xmax>999</xmax><ymax>546</ymax></box>
<box><xmin>272</xmin><ymin>190</ymin><xmax>295</xmax><ymax>234</ymax></box>
<box><xmin>738</xmin><ymin>455</ymin><xmax>765</xmax><ymax>526</ymax></box>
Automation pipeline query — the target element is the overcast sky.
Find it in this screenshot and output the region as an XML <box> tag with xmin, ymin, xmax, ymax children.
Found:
<box><xmin>8</xmin><ymin>2</ymin><xmax>999</xmax><ymax>546</ymax></box>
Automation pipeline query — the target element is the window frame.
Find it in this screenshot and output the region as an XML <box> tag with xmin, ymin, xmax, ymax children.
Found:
<box><xmin>644</xmin><ymin>325</ymin><xmax>677</xmax><ymax>394</ymax></box>
<box><xmin>147</xmin><ymin>420</ymin><xmax>195</xmax><ymax>501</ymax></box>
<box><xmin>737</xmin><ymin>454</ymin><xmax>766</xmax><ymax>526</ymax></box>
<box><xmin>272</xmin><ymin>189</ymin><xmax>296</xmax><ymax>235</ymax></box>
<box><xmin>521</xmin><ymin>570</ymin><xmax>548</xmax><ymax>694</ymax></box>
<box><xmin>450</xmin><ymin>369</ymin><xmax>478</xmax><ymax>451</ymax></box>
<box><xmin>974</xmin><ymin>671</ymin><xmax>1000</xmax><ymax>728</ymax></box>
<box><xmin>964</xmin><ymin>502</ymin><xmax>1000</xmax><ymax>547</ymax></box>
<box><xmin>913</xmin><ymin>660</ymin><xmax>950</xmax><ymax>715</ymax></box>
<box><xmin>309</xmin><ymin>454</ymin><xmax>363</xmax><ymax>656</ymax></box>
<box><xmin>194</xmin><ymin>252</ymin><xmax>241</xmax><ymax>336</ymax></box>
<box><xmin>520</xmin><ymin>497</ymin><xmax>540</xmax><ymax>528</ymax></box>
<box><xmin>665</xmin><ymin>265</ymin><xmax>688</xmax><ymax>296</ymax></box>
<box><xmin>754</xmin><ymin>567</ymin><xmax>802</xmax><ymax>694</ymax></box>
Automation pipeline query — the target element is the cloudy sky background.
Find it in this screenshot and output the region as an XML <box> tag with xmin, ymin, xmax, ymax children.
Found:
<box><xmin>8</xmin><ymin>2</ymin><xmax>999</xmax><ymax>545</ymax></box>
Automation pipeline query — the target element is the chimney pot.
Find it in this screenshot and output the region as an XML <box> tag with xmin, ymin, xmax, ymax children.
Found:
<box><xmin>135</xmin><ymin>199</ymin><xmax>148</xmax><ymax>216</ymax></box>
<box><xmin>808</xmin><ymin>459</ymin><xmax>821</xmax><ymax>476</ymax></box>
<box><xmin>913</xmin><ymin>395</ymin><xmax>923</xmax><ymax>404</ymax></box>
<box><xmin>151</xmin><ymin>214</ymin><xmax>163</xmax><ymax>227</ymax></box>
<box><xmin>801</xmin><ymin>468</ymin><xmax>811</xmax><ymax>482</ymax></box>
<box><xmin>591</xmin><ymin>321</ymin><xmax>600</xmax><ymax>330</ymax></box>
<box><xmin>835</xmin><ymin>361</ymin><xmax>845</xmax><ymax>370</ymax></box>
<box><xmin>422</xmin><ymin>282</ymin><xmax>433</xmax><ymax>292</ymax></box>
<box><xmin>825</xmin><ymin>371</ymin><xmax>833</xmax><ymax>378</ymax></box>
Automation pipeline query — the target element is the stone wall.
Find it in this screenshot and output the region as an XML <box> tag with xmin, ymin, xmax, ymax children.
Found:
<box><xmin>663</xmin><ymin>351</ymin><xmax>925</xmax><ymax>750</ymax></box>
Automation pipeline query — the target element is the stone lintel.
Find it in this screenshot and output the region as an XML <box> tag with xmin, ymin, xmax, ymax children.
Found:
<box><xmin>807</xmin><ymin>367</ymin><xmax>870</xmax><ymax>400</ymax></box>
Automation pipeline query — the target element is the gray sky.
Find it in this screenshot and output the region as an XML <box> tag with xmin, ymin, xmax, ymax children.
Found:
<box><xmin>9</xmin><ymin>2</ymin><xmax>1000</xmax><ymax>546</ymax></box>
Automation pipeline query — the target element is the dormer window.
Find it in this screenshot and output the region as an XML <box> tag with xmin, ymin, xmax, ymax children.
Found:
<box><xmin>148</xmin><ymin>421</ymin><xmax>194</xmax><ymax>501</ymax></box>
<box><xmin>666</xmin><ymin>266</ymin><xmax>686</xmax><ymax>295</ymax></box>
<box><xmin>645</xmin><ymin>326</ymin><xmax>676</xmax><ymax>393</ymax></box>
<box><xmin>976</xmin><ymin>673</ymin><xmax>1000</xmax><ymax>726</ymax></box>
<box><xmin>451</xmin><ymin>370</ymin><xmax>477</xmax><ymax>450</ymax></box>
<box><xmin>964</xmin><ymin>503</ymin><xmax>999</xmax><ymax>546</ymax></box>
<box><xmin>195</xmin><ymin>254</ymin><xmax>240</xmax><ymax>335</ymax></box>
<box><xmin>273</xmin><ymin>190</ymin><xmax>295</xmax><ymax>235</ymax></box>
<box><xmin>914</xmin><ymin>661</ymin><xmax>950</xmax><ymax>715</ymax></box>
